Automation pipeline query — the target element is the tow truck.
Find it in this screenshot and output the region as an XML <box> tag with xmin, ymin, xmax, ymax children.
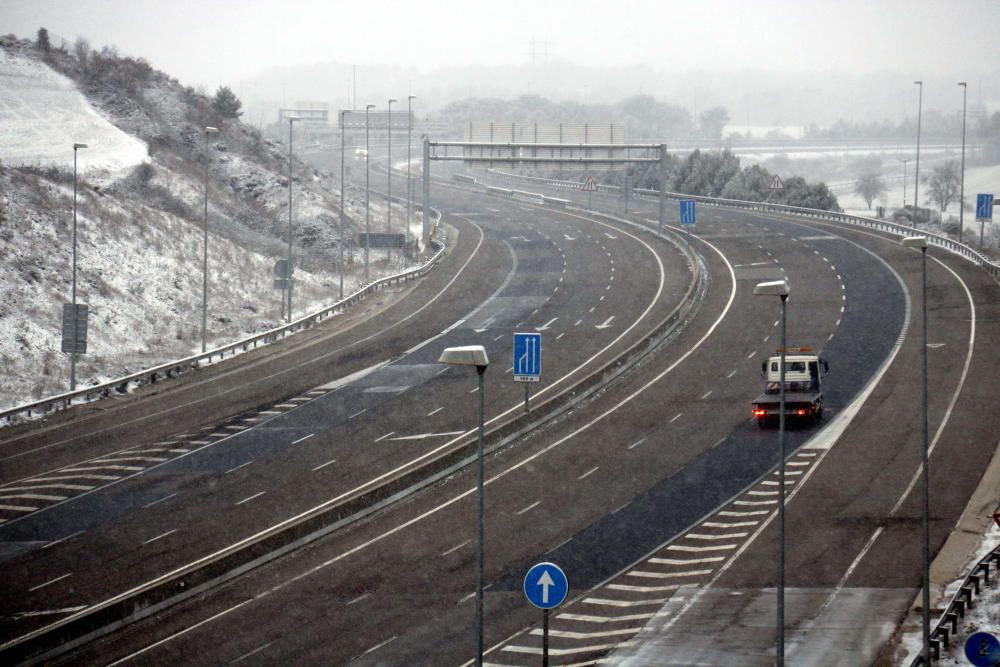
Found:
<box><xmin>752</xmin><ymin>347</ymin><xmax>828</xmax><ymax>427</ymax></box>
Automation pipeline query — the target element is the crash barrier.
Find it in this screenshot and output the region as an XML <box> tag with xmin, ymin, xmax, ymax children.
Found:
<box><xmin>911</xmin><ymin>539</ymin><xmax>1000</xmax><ymax>665</ymax></box>
<box><xmin>0</xmin><ymin>208</ymin><xmax>444</xmax><ymax>427</ymax></box>
<box><xmin>484</xmin><ymin>168</ymin><xmax>1000</xmax><ymax>278</ymax></box>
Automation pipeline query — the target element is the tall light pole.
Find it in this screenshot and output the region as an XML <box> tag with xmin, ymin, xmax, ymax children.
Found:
<box><xmin>958</xmin><ymin>82</ymin><xmax>968</xmax><ymax>245</ymax></box>
<box><xmin>899</xmin><ymin>158</ymin><xmax>909</xmax><ymax>210</ymax></box>
<box><xmin>386</xmin><ymin>98</ymin><xmax>397</xmax><ymax>261</ymax></box>
<box><xmin>70</xmin><ymin>142</ymin><xmax>87</xmax><ymax>391</ymax></box>
<box><xmin>339</xmin><ymin>110</ymin><xmax>351</xmax><ymax>300</ymax></box>
<box><xmin>286</xmin><ymin>116</ymin><xmax>300</xmax><ymax>322</ymax></box>
<box><xmin>365</xmin><ymin>103</ymin><xmax>375</xmax><ymax>283</ymax></box>
<box><xmin>754</xmin><ymin>279</ymin><xmax>790</xmax><ymax>667</ymax></box>
<box><xmin>201</xmin><ymin>126</ymin><xmax>219</xmax><ymax>353</ymax></box>
<box><xmin>407</xmin><ymin>95</ymin><xmax>416</xmax><ymax>265</ymax></box>
<box><xmin>438</xmin><ymin>345</ymin><xmax>490</xmax><ymax>667</ymax></box>
<box><xmin>902</xmin><ymin>235</ymin><xmax>930</xmax><ymax>666</ymax></box>
<box><xmin>913</xmin><ymin>80</ymin><xmax>923</xmax><ymax>227</ymax></box>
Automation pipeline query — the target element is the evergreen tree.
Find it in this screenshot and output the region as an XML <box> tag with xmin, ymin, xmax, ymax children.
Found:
<box><xmin>36</xmin><ymin>28</ymin><xmax>50</xmax><ymax>52</ymax></box>
<box><xmin>213</xmin><ymin>86</ymin><xmax>243</xmax><ymax>119</ymax></box>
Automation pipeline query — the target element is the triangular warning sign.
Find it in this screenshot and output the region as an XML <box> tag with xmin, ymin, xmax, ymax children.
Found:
<box><xmin>581</xmin><ymin>176</ymin><xmax>598</xmax><ymax>192</ymax></box>
<box><xmin>769</xmin><ymin>174</ymin><xmax>784</xmax><ymax>190</ymax></box>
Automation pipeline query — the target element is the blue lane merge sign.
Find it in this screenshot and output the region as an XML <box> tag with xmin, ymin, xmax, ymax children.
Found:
<box><xmin>976</xmin><ymin>193</ymin><xmax>994</xmax><ymax>222</ymax></box>
<box><xmin>523</xmin><ymin>562</ymin><xmax>568</xmax><ymax>609</ymax></box>
<box><xmin>679</xmin><ymin>199</ymin><xmax>697</xmax><ymax>226</ymax></box>
<box><xmin>513</xmin><ymin>332</ymin><xmax>541</xmax><ymax>383</ymax></box>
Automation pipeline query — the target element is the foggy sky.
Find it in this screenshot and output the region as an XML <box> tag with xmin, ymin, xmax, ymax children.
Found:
<box><xmin>3</xmin><ymin>0</ymin><xmax>998</xmax><ymax>94</ymax></box>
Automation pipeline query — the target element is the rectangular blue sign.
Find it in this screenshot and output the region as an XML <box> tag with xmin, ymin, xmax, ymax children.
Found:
<box><xmin>976</xmin><ymin>194</ymin><xmax>994</xmax><ymax>222</ymax></box>
<box><xmin>513</xmin><ymin>332</ymin><xmax>541</xmax><ymax>382</ymax></box>
<box><xmin>679</xmin><ymin>199</ymin><xmax>697</xmax><ymax>226</ymax></box>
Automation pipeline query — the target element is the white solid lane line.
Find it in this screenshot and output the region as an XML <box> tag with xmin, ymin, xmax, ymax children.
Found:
<box><xmin>230</xmin><ymin>641</ymin><xmax>272</xmax><ymax>664</ymax></box>
<box><xmin>375</xmin><ymin>432</ymin><xmax>395</xmax><ymax>442</ymax></box>
<box><xmin>142</xmin><ymin>493</ymin><xmax>178</xmax><ymax>509</ymax></box>
<box><xmin>0</xmin><ymin>493</ymin><xmax>66</xmax><ymax>502</ymax></box>
<box><xmin>0</xmin><ymin>503</ymin><xmax>37</xmax><ymax>512</ymax></box>
<box><xmin>143</xmin><ymin>529</ymin><xmax>177</xmax><ymax>546</ymax></box>
<box><xmin>650</xmin><ymin>557</ymin><xmax>724</xmax><ymax>565</ymax></box>
<box><xmin>235</xmin><ymin>492</ymin><xmax>266</xmax><ymax>506</ymax></box>
<box><xmin>42</xmin><ymin>530</ymin><xmax>84</xmax><ymax>549</ymax></box>
<box><xmin>516</xmin><ymin>501</ymin><xmax>541</xmax><ymax>516</ymax></box>
<box><xmin>441</xmin><ymin>539</ymin><xmax>471</xmax><ymax>556</ymax></box>
<box><xmin>225</xmin><ymin>461</ymin><xmax>253</xmax><ymax>475</ymax></box>
<box><xmin>29</xmin><ymin>572</ymin><xmax>72</xmax><ymax>592</ymax></box>
<box><xmin>25</xmin><ymin>474</ymin><xmax>118</xmax><ymax>482</ymax></box>
<box><xmin>389</xmin><ymin>431</ymin><xmax>466</xmax><ymax>441</ymax></box>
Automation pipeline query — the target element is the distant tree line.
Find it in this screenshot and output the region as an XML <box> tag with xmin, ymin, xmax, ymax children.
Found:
<box><xmin>578</xmin><ymin>149</ymin><xmax>839</xmax><ymax>211</ymax></box>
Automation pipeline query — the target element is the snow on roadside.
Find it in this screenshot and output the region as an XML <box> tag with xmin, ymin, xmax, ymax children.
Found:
<box><xmin>0</xmin><ymin>50</ymin><xmax>147</xmax><ymax>178</ymax></box>
<box><xmin>895</xmin><ymin>518</ymin><xmax>1000</xmax><ymax>665</ymax></box>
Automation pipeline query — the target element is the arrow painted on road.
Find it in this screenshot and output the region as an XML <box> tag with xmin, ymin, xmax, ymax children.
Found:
<box><xmin>536</xmin><ymin>570</ymin><xmax>555</xmax><ymax>604</ymax></box>
<box><xmin>536</xmin><ymin>317</ymin><xmax>558</xmax><ymax>331</ymax></box>
<box><xmin>563</xmin><ymin>234</ymin><xmax>576</xmax><ymax>241</ymax></box>
<box><xmin>595</xmin><ymin>316</ymin><xmax>615</xmax><ymax>329</ymax></box>
<box><xmin>604</xmin><ymin>232</ymin><xmax>618</xmax><ymax>239</ymax></box>
<box><xmin>927</xmin><ymin>343</ymin><xmax>946</xmax><ymax>349</ymax></box>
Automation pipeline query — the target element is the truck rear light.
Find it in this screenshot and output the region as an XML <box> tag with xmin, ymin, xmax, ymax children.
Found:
<box><xmin>796</xmin><ymin>409</ymin><xmax>808</xmax><ymax>416</ymax></box>
<box><xmin>752</xmin><ymin>409</ymin><xmax>766</xmax><ymax>416</ymax></box>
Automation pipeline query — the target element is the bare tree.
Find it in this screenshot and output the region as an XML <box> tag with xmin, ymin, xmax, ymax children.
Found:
<box><xmin>74</xmin><ymin>37</ymin><xmax>90</xmax><ymax>74</ymax></box>
<box><xmin>854</xmin><ymin>172</ymin><xmax>887</xmax><ymax>209</ymax></box>
<box><xmin>925</xmin><ymin>161</ymin><xmax>960</xmax><ymax>212</ymax></box>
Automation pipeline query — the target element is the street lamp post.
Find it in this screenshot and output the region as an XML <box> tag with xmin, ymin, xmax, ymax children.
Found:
<box><xmin>387</xmin><ymin>98</ymin><xmax>397</xmax><ymax>261</ymax></box>
<box><xmin>407</xmin><ymin>95</ymin><xmax>416</xmax><ymax>264</ymax></box>
<box><xmin>900</xmin><ymin>158</ymin><xmax>909</xmax><ymax>210</ymax></box>
<box><xmin>70</xmin><ymin>142</ymin><xmax>87</xmax><ymax>391</ymax></box>
<box><xmin>286</xmin><ymin>116</ymin><xmax>300</xmax><ymax>323</ymax></box>
<box><xmin>958</xmin><ymin>82</ymin><xmax>968</xmax><ymax>245</ymax></box>
<box><xmin>902</xmin><ymin>235</ymin><xmax>931</xmax><ymax>666</ymax></box>
<box><xmin>753</xmin><ymin>278</ymin><xmax>790</xmax><ymax>667</ymax></box>
<box><xmin>438</xmin><ymin>345</ymin><xmax>490</xmax><ymax>667</ymax></box>
<box><xmin>339</xmin><ymin>110</ymin><xmax>351</xmax><ymax>300</ymax></box>
<box><xmin>913</xmin><ymin>80</ymin><xmax>923</xmax><ymax>227</ymax></box>
<box><xmin>365</xmin><ymin>103</ymin><xmax>375</xmax><ymax>283</ymax></box>
<box><xmin>201</xmin><ymin>126</ymin><xmax>219</xmax><ymax>353</ymax></box>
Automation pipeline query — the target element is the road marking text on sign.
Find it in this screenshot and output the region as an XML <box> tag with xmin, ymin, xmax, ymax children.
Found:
<box><xmin>523</xmin><ymin>562</ymin><xmax>569</xmax><ymax>609</ymax></box>
<box><xmin>513</xmin><ymin>332</ymin><xmax>541</xmax><ymax>383</ymax></box>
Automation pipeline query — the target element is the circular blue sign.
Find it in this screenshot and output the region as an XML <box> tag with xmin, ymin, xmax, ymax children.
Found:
<box><xmin>965</xmin><ymin>632</ymin><xmax>1000</xmax><ymax>667</ymax></box>
<box><xmin>523</xmin><ymin>562</ymin><xmax>568</xmax><ymax>610</ymax></box>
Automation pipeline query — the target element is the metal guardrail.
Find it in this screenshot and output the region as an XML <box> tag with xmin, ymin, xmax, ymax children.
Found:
<box><xmin>912</xmin><ymin>538</ymin><xmax>1000</xmax><ymax>665</ymax></box>
<box><xmin>483</xmin><ymin>169</ymin><xmax>1000</xmax><ymax>278</ymax></box>
<box><xmin>0</xmin><ymin>208</ymin><xmax>444</xmax><ymax>428</ymax></box>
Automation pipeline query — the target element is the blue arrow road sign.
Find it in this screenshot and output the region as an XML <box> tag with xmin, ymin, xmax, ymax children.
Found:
<box><xmin>523</xmin><ymin>562</ymin><xmax>568</xmax><ymax>609</ymax></box>
<box><xmin>679</xmin><ymin>199</ymin><xmax>697</xmax><ymax>226</ymax></box>
<box><xmin>976</xmin><ymin>193</ymin><xmax>994</xmax><ymax>222</ymax></box>
<box><xmin>965</xmin><ymin>632</ymin><xmax>1000</xmax><ymax>666</ymax></box>
<box><xmin>513</xmin><ymin>332</ymin><xmax>541</xmax><ymax>383</ymax></box>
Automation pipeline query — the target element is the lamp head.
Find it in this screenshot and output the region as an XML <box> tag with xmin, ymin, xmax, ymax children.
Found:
<box><xmin>409</xmin><ymin>95</ymin><xmax>417</xmax><ymax>101</ymax></box>
<box><xmin>753</xmin><ymin>279</ymin><xmax>790</xmax><ymax>297</ymax></box>
<box><xmin>205</xmin><ymin>126</ymin><xmax>219</xmax><ymax>135</ymax></box>
<box><xmin>438</xmin><ymin>345</ymin><xmax>489</xmax><ymax>368</ymax></box>
<box><xmin>914</xmin><ymin>80</ymin><xmax>922</xmax><ymax>86</ymax></box>
<box><xmin>366</xmin><ymin>104</ymin><xmax>376</xmax><ymax>110</ymax></box>
<box><xmin>901</xmin><ymin>235</ymin><xmax>928</xmax><ymax>249</ymax></box>
<box><xmin>388</xmin><ymin>98</ymin><xmax>397</xmax><ymax>104</ymax></box>
<box><xmin>958</xmin><ymin>81</ymin><xmax>967</xmax><ymax>88</ymax></box>
<box><xmin>73</xmin><ymin>143</ymin><xmax>88</xmax><ymax>150</ymax></box>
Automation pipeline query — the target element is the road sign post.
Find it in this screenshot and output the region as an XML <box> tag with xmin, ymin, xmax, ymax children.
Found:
<box><xmin>976</xmin><ymin>193</ymin><xmax>994</xmax><ymax>249</ymax></box>
<box><xmin>513</xmin><ymin>332</ymin><xmax>541</xmax><ymax>413</ymax></box>
<box><xmin>524</xmin><ymin>562</ymin><xmax>568</xmax><ymax>667</ymax></box>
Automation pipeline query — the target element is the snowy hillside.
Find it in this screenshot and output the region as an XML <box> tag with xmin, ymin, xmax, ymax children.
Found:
<box><xmin>0</xmin><ymin>49</ymin><xmax>147</xmax><ymax>177</ymax></box>
<box><xmin>0</xmin><ymin>36</ymin><xmax>412</xmax><ymax>411</ymax></box>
